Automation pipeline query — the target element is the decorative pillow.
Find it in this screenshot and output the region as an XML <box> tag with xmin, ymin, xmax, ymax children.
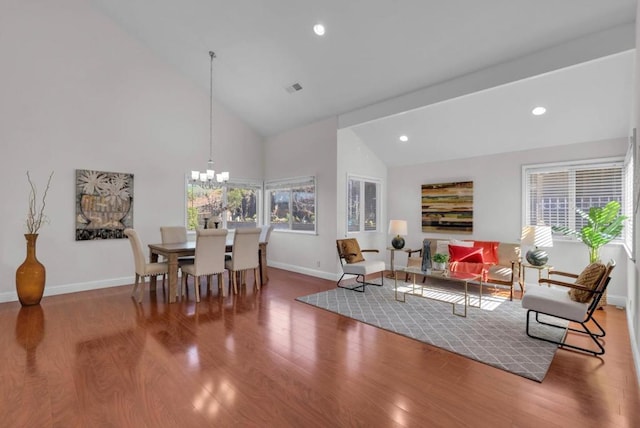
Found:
<box><xmin>449</xmin><ymin>245</ymin><xmax>484</xmax><ymax>263</ymax></box>
<box><xmin>569</xmin><ymin>262</ymin><xmax>607</xmax><ymax>303</ymax></box>
<box><xmin>472</xmin><ymin>241</ymin><xmax>499</xmax><ymax>265</ymax></box>
<box><xmin>435</xmin><ymin>240</ymin><xmax>451</xmax><ymax>255</ymax></box>
<box><xmin>341</xmin><ymin>239</ymin><xmax>365</xmax><ymax>264</ymax></box>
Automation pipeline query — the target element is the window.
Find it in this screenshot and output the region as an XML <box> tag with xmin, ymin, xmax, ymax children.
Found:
<box><xmin>265</xmin><ymin>176</ymin><xmax>316</xmax><ymax>232</ymax></box>
<box><xmin>347</xmin><ymin>175</ymin><xmax>380</xmax><ymax>232</ymax></box>
<box><xmin>186</xmin><ymin>178</ymin><xmax>262</xmax><ymax>231</ymax></box>
<box><xmin>522</xmin><ymin>158</ymin><xmax>626</xmax><ymax>242</ymax></box>
<box><xmin>624</xmin><ymin>134</ymin><xmax>635</xmax><ymax>257</ymax></box>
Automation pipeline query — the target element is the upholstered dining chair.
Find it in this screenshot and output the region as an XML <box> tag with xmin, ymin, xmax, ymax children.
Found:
<box><xmin>225</xmin><ymin>227</ymin><xmax>261</xmax><ymax>294</ymax></box>
<box><xmin>336</xmin><ymin>238</ymin><xmax>385</xmax><ymax>292</ymax></box>
<box><xmin>124</xmin><ymin>228</ymin><xmax>169</xmax><ymax>303</ymax></box>
<box><xmin>258</xmin><ymin>225</ymin><xmax>274</xmax><ymax>284</ymax></box>
<box><xmin>180</xmin><ymin>229</ymin><xmax>228</xmax><ymax>302</ymax></box>
<box><xmin>521</xmin><ymin>259</ymin><xmax>615</xmax><ymax>355</ymax></box>
<box><xmin>160</xmin><ymin>225</ymin><xmax>194</xmax><ymax>266</ymax></box>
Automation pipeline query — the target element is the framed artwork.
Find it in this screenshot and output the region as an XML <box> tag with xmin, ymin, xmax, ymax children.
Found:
<box><xmin>421</xmin><ymin>181</ymin><xmax>473</xmax><ymax>234</ymax></box>
<box><xmin>75</xmin><ymin>169</ymin><xmax>134</xmax><ymax>240</ymax></box>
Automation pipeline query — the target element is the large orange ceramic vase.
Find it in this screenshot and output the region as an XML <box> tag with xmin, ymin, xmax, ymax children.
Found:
<box><xmin>16</xmin><ymin>234</ymin><xmax>46</xmax><ymax>306</ymax></box>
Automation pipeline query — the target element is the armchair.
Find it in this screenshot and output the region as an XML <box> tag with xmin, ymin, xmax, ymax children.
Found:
<box><xmin>336</xmin><ymin>239</ymin><xmax>385</xmax><ymax>292</ymax></box>
<box><xmin>521</xmin><ymin>260</ymin><xmax>615</xmax><ymax>356</ymax></box>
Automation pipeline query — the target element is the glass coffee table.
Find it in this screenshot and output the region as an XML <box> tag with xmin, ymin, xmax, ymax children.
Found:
<box><xmin>394</xmin><ymin>266</ymin><xmax>483</xmax><ymax>317</ymax></box>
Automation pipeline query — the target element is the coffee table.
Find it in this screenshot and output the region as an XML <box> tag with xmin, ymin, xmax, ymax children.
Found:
<box><xmin>394</xmin><ymin>266</ymin><xmax>483</xmax><ymax>317</ymax></box>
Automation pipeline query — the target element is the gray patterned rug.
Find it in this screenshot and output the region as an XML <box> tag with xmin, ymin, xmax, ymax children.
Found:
<box><xmin>296</xmin><ymin>278</ymin><xmax>568</xmax><ymax>382</ymax></box>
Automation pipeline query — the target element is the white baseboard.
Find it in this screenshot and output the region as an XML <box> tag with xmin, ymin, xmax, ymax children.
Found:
<box><xmin>267</xmin><ymin>260</ymin><xmax>338</xmax><ymax>281</ymax></box>
<box><xmin>626</xmin><ymin>302</ymin><xmax>640</xmax><ymax>388</ymax></box>
<box><xmin>0</xmin><ymin>276</ymin><xmax>134</xmax><ymax>303</ymax></box>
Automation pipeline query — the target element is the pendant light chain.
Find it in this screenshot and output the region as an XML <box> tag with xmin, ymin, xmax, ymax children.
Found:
<box><xmin>190</xmin><ymin>50</ymin><xmax>229</xmax><ymax>185</ymax></box>
<box><xmin>209</xmin><ymin>51</ymin><xmax>215</xmax><ymax>163</ymax></box>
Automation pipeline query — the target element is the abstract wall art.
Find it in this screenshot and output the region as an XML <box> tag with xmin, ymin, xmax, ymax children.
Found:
<box><xmin>75</xmin><ymin>169</ymin><xmax>133</xmax><ymax>240</ymax></box>
<box><xmin>421</xmin><ymin>181</ymin><xmax>473</xmax><ymax>234</ymax></box>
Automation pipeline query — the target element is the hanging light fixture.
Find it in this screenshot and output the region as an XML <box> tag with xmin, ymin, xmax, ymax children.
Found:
<box><xmin>191</xmin><ymin>51</ymin><xmax>229</xmax><ymax>186</ymax></box>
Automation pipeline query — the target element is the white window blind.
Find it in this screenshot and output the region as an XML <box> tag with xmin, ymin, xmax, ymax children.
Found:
<box><xmin>523</xmin><ymin>159</ymin><xmax>625</xmax><ymax>239</ymax></box>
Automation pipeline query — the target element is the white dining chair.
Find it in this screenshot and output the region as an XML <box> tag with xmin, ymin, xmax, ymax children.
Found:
<box><xmin>259</xmin><ymin>225</ymin><xmax>274</xmax><ymax>284</ymax></box>
<box><xmin>180</xmin><ymin>229</ymin><xmax>228</xmax><ymax>301</ymax></box>
<box><xmin>225</xmin><ymin>227</ymin><xmax>261</xmax><ymax>294</ymax></box>
<box><xmin>124</xmin><ymin>228</ymin><xmax>169</xmax><ymax>303</ymax></box>
<box><xmin>160</xmin><ymin>225</ymin><xmax>194</xmax><ymax>266</ymax></box>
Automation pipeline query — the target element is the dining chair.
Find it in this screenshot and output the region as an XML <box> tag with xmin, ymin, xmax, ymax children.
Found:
<box><xmin>180</xmin><ymin>229</ymin><xmax>228</xmax><ymax>302</ymax></box>
<box><xmin>160</xmin><ymin>225</ymin><xmax>194</xmax><ymax>266</ymax></box>
<box><xmin>225</xmin><ymin>227</ymin><xmax>261</xmax><ymax>294</ymax></box>
<box><xmin>258</xmin><ymin>225</ymin><xmax>274</xmax><ymax>284</ymax></box>
<box><xmin>124</xmin><ymin>228</ymin><xmax>169</xmax><ymax>303</ymax></box>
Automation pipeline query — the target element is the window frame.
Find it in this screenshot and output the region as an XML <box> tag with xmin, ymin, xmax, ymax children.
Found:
<box><xmin>265</xmin><ymin>176</ymin><xmax>317</xmax><ymax>234</ymax></box>
<box><xmin>346</xmin><ymin>174</ymin><xmax>381</xmax><ymax>233</ymax></box>
<box><xmin>521</xmin><ymin>156</ymin><xmax>627</xmax><ymax>244</ymax></box>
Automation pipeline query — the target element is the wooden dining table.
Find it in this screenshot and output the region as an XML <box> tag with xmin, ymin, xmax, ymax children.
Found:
<box><xmin>148</xmin><ymin>240</ymin><xmax>268</xmax><ymax>303</ymax></box>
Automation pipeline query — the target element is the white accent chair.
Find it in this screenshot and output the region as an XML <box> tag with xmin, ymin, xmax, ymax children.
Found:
<box><xmin>180</xmin><ymin>229</ymin><xmax>228</xmax><ymax>302</ymax></box>
<box><xmin>225</xmin><ymin>227</ymin><xmax>261</xmax><ymax>294</ymax></box>
<box><xmin>124</xmin><ymin>228</ymin><xmax>168</xmax><ymax>303</ymax></box>
<box><xmin>521</xmin><ymin>260</ymin><xmax>615</xmax><ymax>355</ymax></box>
<box><xmin>336</xmin><ymin>238</ymin><xmax>385</xmax><ymax>292</ymax></box>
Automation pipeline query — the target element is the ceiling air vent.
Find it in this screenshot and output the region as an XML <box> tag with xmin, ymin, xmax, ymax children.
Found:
<box><xmin>285</xmin><ymin>82</ymin><xmax>303</xmax><ymax>94</ymax></box>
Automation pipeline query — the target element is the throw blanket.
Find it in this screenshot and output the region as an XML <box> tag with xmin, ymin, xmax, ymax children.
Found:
<box><xmin>421</xmin><ymin>239</ymin><xmax>432</xmax><ymax>271</ymax></box>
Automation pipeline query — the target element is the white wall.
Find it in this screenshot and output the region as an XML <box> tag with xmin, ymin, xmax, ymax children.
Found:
<box><xmin>630</xmin><ymin>0</ymin><xmax>640</xmax><ymax>385</ymax></box>
<box><xmin>0</xmin><ymin>0</ymin><xmax>263</xmax><ymax>301</ymax></box>
<box><xmin>263</xmin><ymin>117</ymin><xmax>338</xmax><ymax>280</ymax></box>
<box><xmin>388</xmin><ymin>138</ymin><xmax>629</xmax><ymax>304</ymax></box>
<box><xmin>337</xmin><ymin>128</ymin><xmax>388</xmax><ymax>266</ymax></box>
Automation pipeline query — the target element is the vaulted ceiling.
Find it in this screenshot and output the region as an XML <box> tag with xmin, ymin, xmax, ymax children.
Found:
<box><xmin>88</xmin><ymin>0</ymin><xmax>637</xmax><ymax>165</ymax></box>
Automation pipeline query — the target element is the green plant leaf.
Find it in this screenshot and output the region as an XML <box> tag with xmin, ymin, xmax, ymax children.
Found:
<box><xmin>552</xmin><ymin>200</ymin><xmax>627</xmax><ymax>263</ymax></box>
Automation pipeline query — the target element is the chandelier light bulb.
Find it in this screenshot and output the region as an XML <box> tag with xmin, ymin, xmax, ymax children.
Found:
<box><xmin>313</xmin><ymin>24</ymin><xmax>325</xmax><ymax>36</ymax></box>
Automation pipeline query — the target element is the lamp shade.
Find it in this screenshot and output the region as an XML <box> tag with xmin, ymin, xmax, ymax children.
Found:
<box><xmin>520</xmin><ymin>225</ymin><xmax>553</xmax><ymax>248</ymax></box>
<box><xmin>388</xmin><ymin>220</ymin><xmax>408</xmax><ymax>249</ymax></box>
<box><xmin>521</xmin><ymin>225</ymin><xmax>553</xmax><ymax>266</ymax></box>
<box><xmin>388</xmin><ymin>220</ymin><xmax>408</xmax><ymax>236</ymax></box>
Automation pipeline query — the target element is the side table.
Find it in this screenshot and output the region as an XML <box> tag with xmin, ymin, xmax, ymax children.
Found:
<box><xmin>519</xmin><ymin>263</ymin><xmax>553</xmax><ymax>293</ymax></box>
<box><xmin>386</xmin><ymin>247</ymin><xmax>406</xmax><ymax>278</ymax></box>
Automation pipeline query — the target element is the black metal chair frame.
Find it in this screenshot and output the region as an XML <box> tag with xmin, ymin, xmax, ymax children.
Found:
<box><xmin>336</xmin><ymin>241</ymin><xmax>383</xmax><ymax>293</ymax></box>
<box><xmin>524</xmin><ymin>261</ymin><xmax>615</xmax><ymax>356</ymax></box>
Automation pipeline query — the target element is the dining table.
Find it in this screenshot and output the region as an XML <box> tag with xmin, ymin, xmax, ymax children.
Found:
<box><xmin>148</xmin><ymin>240</ymin><xmax>268</xmax><ymax>303</ymax></box>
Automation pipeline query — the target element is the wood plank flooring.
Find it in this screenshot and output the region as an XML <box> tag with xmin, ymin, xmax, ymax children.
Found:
<box><xmin>1</xmin><ymin>268</ymin><xmax>639</xmax><ymax>427</ymax></box>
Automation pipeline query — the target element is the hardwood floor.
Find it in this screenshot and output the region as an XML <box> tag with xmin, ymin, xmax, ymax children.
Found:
<box><xmin>2</xmin><ymin>268</ymin><xmax>639</xmax><ymax>427</ymax></box>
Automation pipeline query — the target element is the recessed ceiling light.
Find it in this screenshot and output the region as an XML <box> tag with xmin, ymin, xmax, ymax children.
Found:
<box><xmin>532</xmin><ymin>106</ymin><xmax>547</xmax><ymax>116</ymax></box>
<box><xmin>399</xmin><ymin>135</ymin><xmax>409</xmax><ymax>142</ymax></box>
<box><xmin>313</xmin><ymin>24</ymin><xmax>325</xmax><ymax>36</ymax></box>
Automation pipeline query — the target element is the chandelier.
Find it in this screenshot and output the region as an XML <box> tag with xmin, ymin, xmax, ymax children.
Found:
<box><xmin>191</xmin><ymin>51</ymin><xmax>229</xmax><ymax>186</ymax></box>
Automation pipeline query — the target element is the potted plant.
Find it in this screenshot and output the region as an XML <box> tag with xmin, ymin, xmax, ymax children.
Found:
<box><xmin>432</xmin><ymin>253</ymin><xmax>449</xmax><ymax>271</ymax></box>
<box><xmin>552</xmin><ymin>200</ymin><xmax>627</xmax><ymax>263</ymax></box>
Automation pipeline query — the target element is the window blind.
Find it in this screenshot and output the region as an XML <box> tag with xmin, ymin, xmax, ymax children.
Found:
<box><xmin>523</xmin><ymin>159</ymin><xmax>624</xmax><ymax>237</ymax></box>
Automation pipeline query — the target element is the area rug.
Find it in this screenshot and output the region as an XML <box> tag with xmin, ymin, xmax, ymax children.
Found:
<box><xmin>296</xmin><ymin>279</ymin><xmax>568</xmax><ymax>382</ymax></box>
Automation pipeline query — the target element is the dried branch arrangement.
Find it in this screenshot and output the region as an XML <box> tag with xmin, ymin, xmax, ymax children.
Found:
<box><xmin>26</xmin><ymin>171</ymin><xmax>54</xmax><ymax>234</ymax></box>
